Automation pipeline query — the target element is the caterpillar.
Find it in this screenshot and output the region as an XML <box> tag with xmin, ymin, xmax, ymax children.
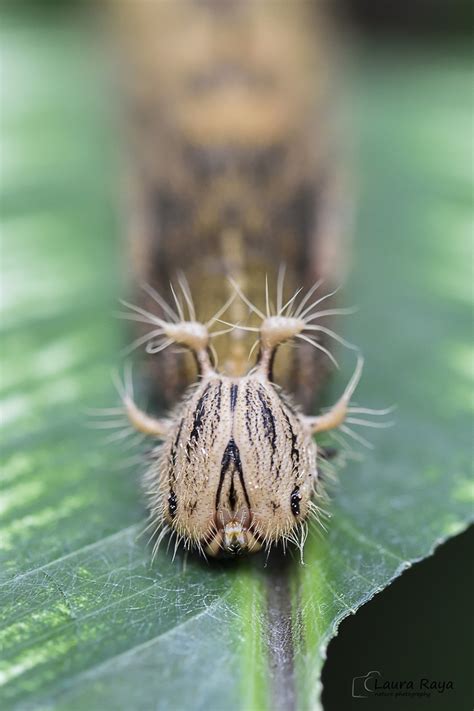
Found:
<box><xmin>103</xmin><ymin>0</ymin><xmax>377</xmax><ymax>559</ymax></box>
<box><xmin>118</xmin><ymin>281</ymin><xmax>363</xmax><ymax>558</ymax></box>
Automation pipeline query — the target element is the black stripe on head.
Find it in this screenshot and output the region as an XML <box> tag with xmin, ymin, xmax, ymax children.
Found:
<box><xmin>186</xmin><ymin>382</ymin><xmax>212</xmax><ymax>461</ymax></box>
<box><xmin>280</xmin><ymin>405</ymin><xmax>300</xmax><ymax>468</ymax></box>
<box><xmin>170</xmin><ymin>418</ymin><xmax>184</xmax><ymax>470</ymax></box>
<box><xmin>168</xmin><ymin>418</ymin><xmax>184</xmax><ymax>491</ymax></box>
<box><xmin>230</xmin><ymin>383</ymin><xmax>238</xmax><ymax>411</ymax></box>
<box><xmin>257</xmin><ymin>386</ymin><xmax>277</xmax><ymax>466</ymax></box>
<box><xmin>216</xmin><ymin>438</ymin><xmax>250</xmax><ymax>511</ymax></box>
<box><xmin>228</xmin><ymin>477</ymin><xmax>237</xmax><ymax>510</ymax></box>
<box><xmin>209</xmin><ymin>380</ymin><xmax>223</xmax><ymax>449</ymax></box>
<box><xmin>245</xmin><ymin>385</ymin><xmax>255</xmax><ymax>445</ymax></box>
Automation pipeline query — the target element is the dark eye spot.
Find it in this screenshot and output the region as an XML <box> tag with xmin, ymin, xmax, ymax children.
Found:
<box><xmin>290</xmin><ymin>487</ymin><xmax>301</xmax><ymax>516</ymax></box>
<box><xmin>168</xmin><ymin>491</ymin><xmax>178</xmax><ymax>518</ymax></box>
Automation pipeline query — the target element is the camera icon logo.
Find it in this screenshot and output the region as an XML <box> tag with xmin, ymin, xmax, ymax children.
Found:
<box><xmin>351</xmin><ymin>670</ymin><xmax>382</xmax><ymax>698</ymax></box>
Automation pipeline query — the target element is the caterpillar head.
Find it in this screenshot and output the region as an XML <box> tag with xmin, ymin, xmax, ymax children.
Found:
<box><xmin>152</xmin><ymin>376</ymin><xmax>317</xmax><ymax>557</ymax></box>
<box><xmin>121</xmin><ymin>280</ymin><xmax>365</xmax><ymax>560</ymax></box>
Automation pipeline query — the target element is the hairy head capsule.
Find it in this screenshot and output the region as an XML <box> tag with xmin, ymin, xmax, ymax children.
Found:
<box><xmin>120</xmin><ymin>278</ymin><xmax>366</xmax><ymax>559</ymax></box>
<box><xmin>150</xmin><ymin>376</ymin><xmax>316</xmax><ymax>557</ymax></box>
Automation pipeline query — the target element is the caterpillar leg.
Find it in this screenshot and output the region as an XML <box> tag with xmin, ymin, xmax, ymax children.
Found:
<box><xmin>305</xmin><ymin>355</ymin><xmax>364</xmax><ymax>434</ymax></box>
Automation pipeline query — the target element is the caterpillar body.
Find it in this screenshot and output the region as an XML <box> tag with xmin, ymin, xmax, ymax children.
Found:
<box><xmin>107</xmin><ymin>0</ymin><xmax>366</xmax><ymax>558</ymax></box>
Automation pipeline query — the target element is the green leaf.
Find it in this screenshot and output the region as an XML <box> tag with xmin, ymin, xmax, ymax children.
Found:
<box><xmin>1</xmin><ymin>17</ymin><xmax>472</xmax><ymax>711</ymax></box>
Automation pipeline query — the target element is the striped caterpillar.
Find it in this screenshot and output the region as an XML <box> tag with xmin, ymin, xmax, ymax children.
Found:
<box><xmin>118</xmin><ymin>279</ymin><xmax>363</xmax><ymax>558</ymax></box>
<box><xmin>103</xmin><ymin>0</ymin><xmax>381</xmax><ymax>558</ymax></box>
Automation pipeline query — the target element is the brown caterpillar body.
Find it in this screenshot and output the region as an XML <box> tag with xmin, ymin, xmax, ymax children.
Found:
<box><xmin>105</xmin><ymin>0</ymin><xmax>365</xmax><ymax>558</ymax></box>
<box><xmin>110</xmin><ymin>0</ymin><xmax>349</xmax><ymax>408</ymax></box>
